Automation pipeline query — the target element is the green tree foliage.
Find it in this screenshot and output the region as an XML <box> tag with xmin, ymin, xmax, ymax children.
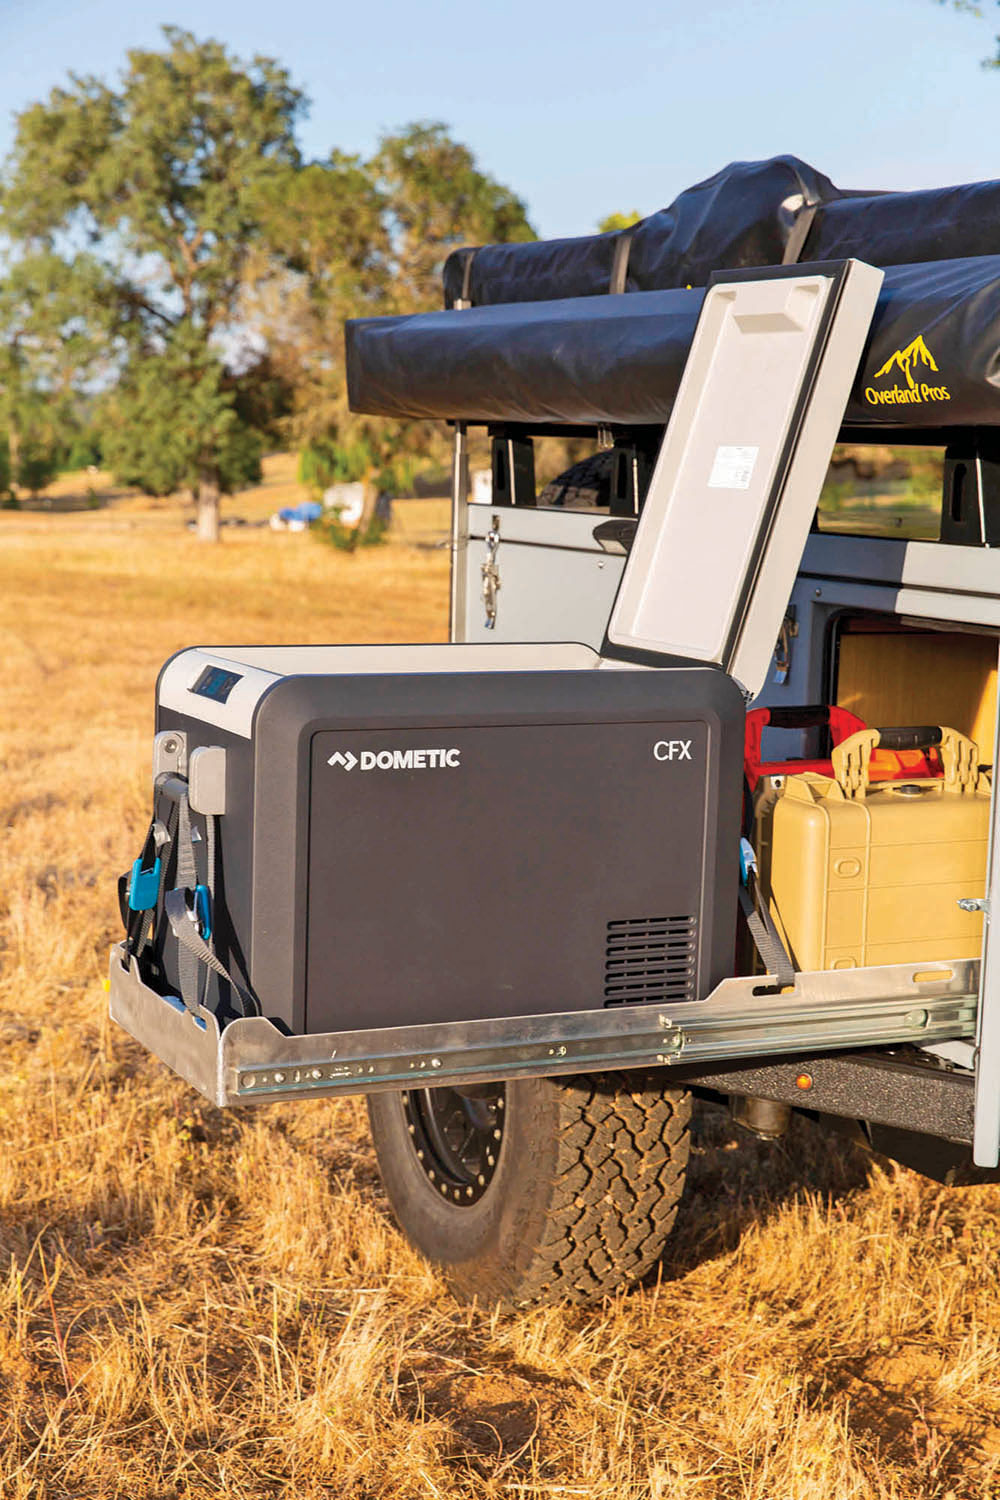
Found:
<box><xmin>100</xmin><ymin>326</ymin><xmax>262</xmax><ymax>498</ymax></box>
<box><xmin>248</xmin><ymin>122</ymin><xmax>536</xmax><ymax>512</ymax></box>
<box><xmin>0</xmin><ymin>251</ymin><xmax>116</xmax><ymax>498</ymax></box>
<box><xmin>1</xmin><ymin>27</ymin><xmax>303</xmax><ymax>538</ymax></box>
<box><xmin>62</xmin><ymin>432</ymin><xmax>102</xmax><ymax>472</ymax></box>
<box><xmin>597</xmin><ymin>210</ymin><xmax>642</xmax><ymax>233</ymax></box>
<box><xmin>2</xmin><ymin>32</ymin><xmax>537</xmax><ymax>532</ymax></box>
<box><xmin>248</xmin><ymin>152</ymin><xmax>392</xmax><ymax>448</ymax></box>
<box><xmin>15</xmin><ymin>440</ymin><xmax>59</xmax><ymax>497</ymax></box>
<box><xmin>375</xmin><ymin>121</ymin><xmax>535</xmax><ymax>311</ymax></box>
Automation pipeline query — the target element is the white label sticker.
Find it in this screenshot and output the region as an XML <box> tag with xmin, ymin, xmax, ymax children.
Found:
<box><xmin>707</xmin><ymin>444</ymin><xmax>759</xmax><ymax>491</ymax></box>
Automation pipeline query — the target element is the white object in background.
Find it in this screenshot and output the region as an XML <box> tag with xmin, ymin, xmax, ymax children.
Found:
<box><xmin>471</xmin><ymin>468</ymin><xmax>493</xmax><ymax>505</ymax></box>
<box><xmin>322</xmin><ymin>481</ymin><xmax>366</xmax><ymax>527</ymax></box>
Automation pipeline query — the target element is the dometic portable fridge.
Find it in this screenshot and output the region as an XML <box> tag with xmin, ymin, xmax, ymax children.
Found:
<box><xmin>109</xmin><ymin>258</ymin><xmax>972</xmax><ymax>1111</ymax></box>
<box><xmin>143</xmin><ymin>645</ymin><xmax>745</xmax><ymax>1037</ymax></box>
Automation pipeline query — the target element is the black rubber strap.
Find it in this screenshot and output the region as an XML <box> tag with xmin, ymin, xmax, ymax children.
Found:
<box><xmin>765</xmin><ymin>704</ymin><xmax>834</xmax><ymax>730</ymax></box>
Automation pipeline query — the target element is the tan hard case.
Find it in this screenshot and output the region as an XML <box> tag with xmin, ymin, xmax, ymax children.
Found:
<box><xmin>757</xmin><ymin>727</ymin><xmax>990</xmax><ymax>971</ymax></box>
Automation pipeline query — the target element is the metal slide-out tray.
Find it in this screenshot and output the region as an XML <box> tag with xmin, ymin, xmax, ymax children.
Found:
<box><xmin>109</xmin><ymin>945</ymin><xmax>978</xmax><ymax>1109</ymax></box>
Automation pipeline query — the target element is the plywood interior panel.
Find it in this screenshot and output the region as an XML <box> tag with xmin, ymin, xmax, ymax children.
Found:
<box><xmin>837</xmin><ymin>629</ymin><xmax>998</xmax><ymax>762</ymax></box>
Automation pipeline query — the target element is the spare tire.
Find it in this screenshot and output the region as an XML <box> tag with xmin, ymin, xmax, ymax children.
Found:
<box><xmin>537</xmin><ymin>451</ymin><xmax>614</xmax><ymax>509</ymax></box>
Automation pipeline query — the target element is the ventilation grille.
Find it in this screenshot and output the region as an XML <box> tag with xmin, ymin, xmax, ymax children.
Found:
<box><xmin>604</xmin><ymin>916</ymin><xmax>698</xmax><ymax>1006</ymax></box>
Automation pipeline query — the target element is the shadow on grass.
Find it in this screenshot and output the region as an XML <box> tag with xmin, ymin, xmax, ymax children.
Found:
<box><xmin>660</xmin><ymin>1098</ymin><xmax>875</xmax><ymax>1278</ymax></box>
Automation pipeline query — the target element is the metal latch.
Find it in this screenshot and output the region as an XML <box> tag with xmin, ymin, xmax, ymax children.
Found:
<box><xmin>958</xmin><ymin>896</ymin><xmax>991</xmax><ymax>918</ymax></box>
<box><xmin>592</xmin><ymin>518</ymin><xmax>637</xmax><ymax>555</ymax></box>
<box><xmin>481</xmin><ymin>514</ymin><xmax>501</xmax><ymax>629</ymax></box>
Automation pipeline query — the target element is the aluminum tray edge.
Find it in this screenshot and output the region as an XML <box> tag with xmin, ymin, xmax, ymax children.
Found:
<box><xmin>108</xmin><ymin>946</ymin><xmax>979</xmax><ymax>1109</ymax></box>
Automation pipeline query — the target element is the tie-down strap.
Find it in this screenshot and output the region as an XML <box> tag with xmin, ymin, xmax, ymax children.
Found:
<box><xmin>738</xmin><ymin>838</ymin><xmax>796</xmax><ymax>989</ymax></box>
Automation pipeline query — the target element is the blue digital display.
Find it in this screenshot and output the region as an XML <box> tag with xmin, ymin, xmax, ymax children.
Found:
<box><xmin>192</xmin><ymin>665</ymin><xmax>242</xmax><ymax>703</ymax></box>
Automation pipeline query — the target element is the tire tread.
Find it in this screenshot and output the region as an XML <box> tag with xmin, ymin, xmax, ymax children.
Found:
<box><xmin>501</xmin><ymin>1072</ymin><xmax>690</xmax><ymax>1307</ymax></box>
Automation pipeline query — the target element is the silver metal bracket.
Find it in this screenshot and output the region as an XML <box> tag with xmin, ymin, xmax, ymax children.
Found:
<box><xmin>153</xmin><ymin>729</ymin><xmax>187</xmax><ymax>780</ymax></box>
<box><xmin>108</xmin><ymin>945</ymin><xmax>978</xmax><ymax>1111</ymax></box>
<box><xmin>958</xmin><ymin>896</ymin><xmax>991</xmax><ymax>917</ymax></box>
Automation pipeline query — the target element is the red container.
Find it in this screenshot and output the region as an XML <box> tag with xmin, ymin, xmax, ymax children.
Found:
<box><xmin>744</xmin><ymin>705</ymin><xmax>940</xmax><ymax>791</ymax></box>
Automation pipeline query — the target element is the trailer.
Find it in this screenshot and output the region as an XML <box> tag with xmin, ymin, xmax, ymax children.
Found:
<box><xmin>111</xmin><ymin>158</ymin><xmax>1000</xmax><ymax>1305</ymax></box>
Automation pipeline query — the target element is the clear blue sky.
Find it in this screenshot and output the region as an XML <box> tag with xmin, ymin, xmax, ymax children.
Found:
<box><xmin>1</xmin><ymin>0</ymin><xmax>998</xmax><ymax>238</ymax></box>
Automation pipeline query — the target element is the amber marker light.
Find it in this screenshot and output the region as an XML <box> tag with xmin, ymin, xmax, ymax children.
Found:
<box><xmin>795</xmin><ymin>1073</ymin><xmax>813</xmax><ymax>1091</ymax></box>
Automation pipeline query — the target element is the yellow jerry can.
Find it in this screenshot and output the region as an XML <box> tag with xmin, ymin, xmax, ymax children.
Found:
<box><xmin>763</xmin><ymin>726</ymin><xmax>990</xmax><ymax>971</ymax></box>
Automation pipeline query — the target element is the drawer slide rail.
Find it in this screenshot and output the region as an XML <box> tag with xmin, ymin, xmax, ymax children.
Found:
<box><xmin>108</xmin><ymin>946</ymin><xmax>978</xmax><ymax>1109</ymax></box>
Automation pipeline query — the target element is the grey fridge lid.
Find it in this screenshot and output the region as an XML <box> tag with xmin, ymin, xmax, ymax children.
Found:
<box><xmin>604</xmin><ymin>261</ymin><xmax>884</xmax><ymax>697</ymax></box>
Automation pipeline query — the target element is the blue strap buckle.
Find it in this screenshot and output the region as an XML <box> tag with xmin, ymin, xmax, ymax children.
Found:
<box><xmin>739</xmin><ymin>837</ymin><xmax>758</xmax><ymax>887</ymax></box>
<box><xmin>193</xmin><ymin>884</ymin><xmax>212</xmax><ymax>941</ymax></box>
<box><xmin>128</xmin><ymin>856</ymin><xmax>162</xmax><ymax>912</ymax></box>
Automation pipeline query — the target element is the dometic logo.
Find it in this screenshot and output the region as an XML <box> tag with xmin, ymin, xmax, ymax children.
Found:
<box><xmin>653</xmin><ymin>739</ymin><xmax>692</xmax><ymax>762</ymax></box>
<box><xmin>327</xmin><ymin>747</ymin><xmax>461</xmax><ymax>771</ymax></box>
<box><xmin>865</xmin><ymin>334</ymin><xmax>951</xmax><ymax>407</ymax></box>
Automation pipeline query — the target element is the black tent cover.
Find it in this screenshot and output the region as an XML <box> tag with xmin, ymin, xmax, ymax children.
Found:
<box><xmin>347</xmin><ymin>255</ymin><xmax>1000</xmax><ymax>431</ymax></box>
<box><xmin>440</xmin><ymin>156</ymin><xmax>1000</xmax><ymax>308</ymax></box>
<box><xmin>347</xmin><ymin>156</ymin><xmax>1000</xmax><ymax>432</ymax></box>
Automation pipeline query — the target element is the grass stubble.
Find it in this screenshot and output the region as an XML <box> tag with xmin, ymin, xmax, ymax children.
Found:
<box><xmin>1</xmin><ymin>476</ymin><xmax>1000</xmax><ymax>1497</ymax></box>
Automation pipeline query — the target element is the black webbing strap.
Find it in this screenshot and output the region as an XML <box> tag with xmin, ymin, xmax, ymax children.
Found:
<box><xmin>738</xmin><ymin>883</ymin><xmax>795</xmax><ymax>989</ymax></box>
<box><xmin>121</xmin><ymin>803</ymin><xmax>176</xmax><ymax>962</ymax></box>
<box><xmin>121</xmin><ymin>778</ymin><xmax>258</xmax><ymax>1016</ymax></box>
<box><xmin>737</xmin><ymin>843</ymin><xmax>796</xmax><ymax>990</ymax></box>
<box><xmin>609</xmin><ymin>229</ymin><xmax>635</xmax><ymax>294</ymax></box>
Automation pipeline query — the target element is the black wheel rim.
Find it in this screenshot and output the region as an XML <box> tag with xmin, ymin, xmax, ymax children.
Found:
<box><xmin>401</xmin><ymin>1084</ymin><xmax>506</xmax><ymax>1205</ymax></box>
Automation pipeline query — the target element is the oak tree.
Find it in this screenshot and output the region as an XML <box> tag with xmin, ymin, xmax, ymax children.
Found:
<box><xmin>1</xmin><ymin>26</ymin><xmax>304</xmax><ymax>538</ymax></box>
<box><xmin>247</xmin><ymin>123</ymin><xmax>536</xmax><ymax>516</ymax></box>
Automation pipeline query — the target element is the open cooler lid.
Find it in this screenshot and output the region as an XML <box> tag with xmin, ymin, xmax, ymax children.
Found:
<box><xmin>604</xmin><ymin>259</ymin><xmax>884</xmax><ymax>697</ymax></box>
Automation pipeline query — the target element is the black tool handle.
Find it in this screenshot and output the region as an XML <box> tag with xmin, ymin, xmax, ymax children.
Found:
<box><xmin>875</xmin><ymin>726</ymin><xmax>943</xmax><ymax>752</ymax></box>
<box><xmin>764</xmin><ymin>704</ymin><xmax>835</xmax><ymax>730</ymax></box>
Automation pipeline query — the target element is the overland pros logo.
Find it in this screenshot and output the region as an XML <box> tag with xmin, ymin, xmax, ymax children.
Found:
<box><xmin>328</xmin><ymin>747</ymin><xmax>461</xmax><ymax>772</ymax></box>
<box><xmin>864</xmin><ymin>334</ymin><xmax>951</xmax><ymax>408</ymax></box>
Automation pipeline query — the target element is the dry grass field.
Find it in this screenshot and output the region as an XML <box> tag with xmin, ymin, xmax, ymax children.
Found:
<box><xmin>3</xmin><ymin>464</ymin><xmax>1000</xmax><ymax>1498</ymax></box>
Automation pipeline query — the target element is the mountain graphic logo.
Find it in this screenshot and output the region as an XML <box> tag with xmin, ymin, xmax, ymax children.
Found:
<box><xmin>873</xmin><ymin>335</ymin><xmax>939</xmax><ymax>391</ymax></box>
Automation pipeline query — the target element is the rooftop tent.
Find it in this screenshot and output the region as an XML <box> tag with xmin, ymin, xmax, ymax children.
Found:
<box><xmin>442</xmin><ymin>157</ymin><xmax>842</xmax><ymax>307</ymax></box>
<box><xmin>346</xmin><ymin>254</ymin><xmax>1000</xmax><ymax>431</ymax></box>
<box><xmin>441</xmin><ymin>156</ymin><xmax>1000</xmax><ymax>309</ymax></box>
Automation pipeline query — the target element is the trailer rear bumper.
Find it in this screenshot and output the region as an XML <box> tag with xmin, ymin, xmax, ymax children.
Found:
<box><xmin>108</xmin><ymin>944</ymin><xmax>978</xmax><ymax>1109</ymax></box>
